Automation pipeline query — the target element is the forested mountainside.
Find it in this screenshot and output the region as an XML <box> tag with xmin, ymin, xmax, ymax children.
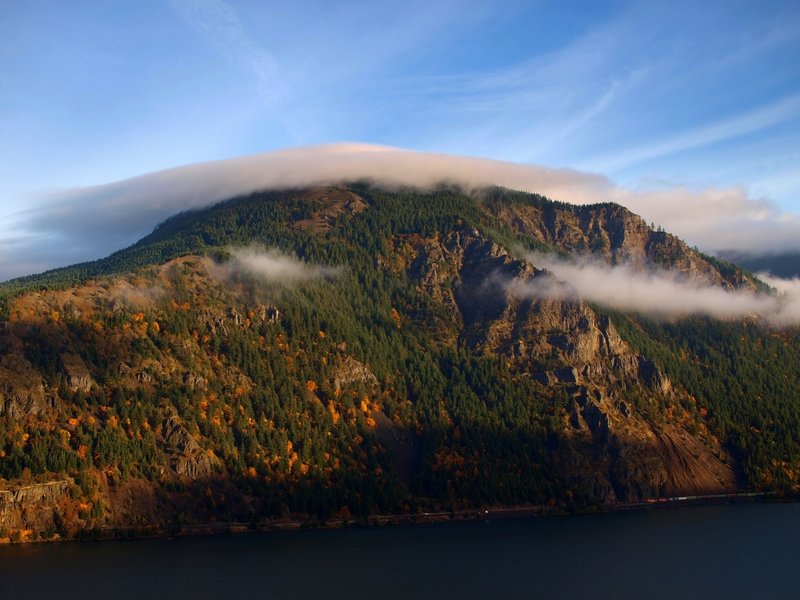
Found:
<box><xmin>721</xmin><ymin>251</ymin><xmax>800</xmax><ymax>279</ymax></box>
<box><xmin>0</xmin><ymin>185</ymin><xmax>798</xmax><ymax>543</ymax></box>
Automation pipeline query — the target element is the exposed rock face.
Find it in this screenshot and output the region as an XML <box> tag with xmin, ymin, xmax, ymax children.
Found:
<box><xmin>487</xmin><ymin>200</ymin><xmax>756</xmax><ymax>289</ymax></box>
<box><xmin>331</xmin><ymin>356</ymin><xmax>378</xmax><ymax>392</ymax></box>
<box><xmin>60</xmin><ymin>353</ymin><xmax>95</xmax><ymax>393</ymax></box>
<box><xmin>119</xmin><ymin>356</ymin><xmax>194</xmax><ymax>390</ymax></box>
<box><xmin>386</xmin><ymin>226</ymin><xmax>737</xmax><ymax>502</ymax></box>
<box><xmin>562</xmin><ymin>386</ymin><xmax>735</xmax><ymax>502</ymax></box>
<box><xmin>248</xmin><ymin>304</ymin><xmax>279</xmax><ymax>323</ymax></box>
<box><xmin>292</xmin><ymin>188</ymin><xmax>367</xmax><ymax>232</ymax></box>
<box><xmin>0</xmin><ymin>354</ymin><xmax>49</xmax><ymax>418</ymax></box>
<box><xmin>0</xmin><ymin>480</ymin><xmax>72</xmax><ymax>530</ymax></box>
<box><xmin>0</xmin><ymin>480</ymin><xmax>71</xmax><ymax>510</ymax></box>
<box><xmin>183</xmin><ymin>372</ymin><xmax>207</xmax><ymax>391</ymax></box>
<box><xmin>266</xmin><ymin>306</ymin><xmax>280</xmax><ymax>323</ymax></box>
<box><xmin>161</xmin><ymin>416</ymin><xmax>218</xmax><ymax>480</ymax></box>
<box><xmin>392</xmin><ymin>228</ymin><xmax>636</xmax><ymax>377</ymax></box>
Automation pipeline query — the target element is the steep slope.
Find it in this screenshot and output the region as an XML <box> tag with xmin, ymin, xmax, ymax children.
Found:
<box><xmin>383</xmin><ymin>227</ymin><xmax>735</xmax><ymax>501</ymax></box>
<box><xmin>0</xmin><ymin>185</ymin><xmax>796</xmax><ymax>542</ymax></box>
<box><xmin>481</xmin><ymin>189</ymin><xmax>758</xmax><ymax>289</ymax></box>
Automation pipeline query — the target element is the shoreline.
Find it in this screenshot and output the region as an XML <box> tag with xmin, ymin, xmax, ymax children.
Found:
<box><xmin>2</xmin><ymin>490</ymin><xmax>783</xmax><ymax>545</ymax></box>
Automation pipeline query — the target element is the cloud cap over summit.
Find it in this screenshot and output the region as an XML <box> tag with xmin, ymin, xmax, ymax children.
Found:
<box><xmin>3</xmin><ymin>144</ymin><xmax>800</xmax><ymax>281</ymax></box>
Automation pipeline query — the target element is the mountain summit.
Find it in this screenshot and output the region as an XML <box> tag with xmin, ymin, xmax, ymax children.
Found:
<box><xmin>0</xmin><ymin>184</ymin><xmax>797</xmax><ymax>542</ymax></box>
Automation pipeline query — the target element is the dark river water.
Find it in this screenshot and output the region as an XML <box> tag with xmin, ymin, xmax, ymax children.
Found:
<box><xmin>1</xmin><ymin>502</ymin><xmax>799</xmax><ymax>599</ymax></box>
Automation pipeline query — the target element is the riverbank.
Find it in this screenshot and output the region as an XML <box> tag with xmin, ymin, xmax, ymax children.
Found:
<box><xmin>2</xmin><ymin>489</ymin><xmax>783</xmax><ymax>545</ymax></box>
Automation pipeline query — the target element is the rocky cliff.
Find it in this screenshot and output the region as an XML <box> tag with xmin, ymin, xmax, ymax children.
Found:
<box><xmin>0</xmin><ymin>184</ymin><xmax>793</xmax><ymax>543</ymax></box>
<box><xmin>383</xmin><ymin>226</ymin><xmax>736</xmax><ymax>502</ymax></box>
<box><xmin>485</xmin><ymin>196</ymin><xmax>756</xmax><ymax>289</ymax></box>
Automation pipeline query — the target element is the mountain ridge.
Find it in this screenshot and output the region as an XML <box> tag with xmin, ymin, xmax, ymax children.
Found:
<box><xmin>0</xmin><ymin>184</ymin><xmax>796</xmax><ymax>543</ymax></box>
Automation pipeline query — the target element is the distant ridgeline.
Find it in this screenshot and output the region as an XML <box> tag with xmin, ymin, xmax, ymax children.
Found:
<box><xmin>0</xmin><ymin>184</ymin><xmax>797</xmax><ymax>542</ymax></box>
<box><xmin>719</xmin><ymin>251</ymin><xmax>800</xmax><ymax>279</ymax></box>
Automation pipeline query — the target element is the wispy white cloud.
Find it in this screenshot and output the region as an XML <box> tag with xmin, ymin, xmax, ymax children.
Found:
<box><xmin>588</xmin><ymin>94</ymin><xmax>800</xmax><ymax>172</ymax></box>
<box><xmin>756</xmin><ymin>273</ymin><xmax>800</xmax><ymax>326</ymax></box>
<box><xmin>215</xmin><ymin>246</ymin><xmax>338</xmax><ymax>283</ymax></box>
<box><xmin>169</xmin><ymin>0</ymin><xmax>284</xmax><ymax>102</ymax></box>
<box><xmin>511</xmin><ymin>254</ymin><xmax>800</xmax><ymax>327</ymax></box>
<box><xmin>713</xmin><ymin>12</ymin><xmax>800</xmax><ymax>69</ymax></box>
<box><xmin>546</xmin><ymin>82</ymin><xmax>621</xmax><ymax>147</ymax></box>
<box><xmin>398</xmin><ymin>24</ymin><xmax>638</xmax><ymax>160</ymax></box>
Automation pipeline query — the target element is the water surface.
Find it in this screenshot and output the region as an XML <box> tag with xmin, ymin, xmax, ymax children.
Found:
<box><xmin>1</xmin><ymin>503</ymin><xmax>798</xmax><ymax>599</ymax></box>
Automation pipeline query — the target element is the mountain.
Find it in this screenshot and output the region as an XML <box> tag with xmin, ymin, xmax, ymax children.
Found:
<box><xmin>1</xmin><ymin>184</ymin><xmax>798</xmax><ymax>543</ymax></box>
<box><xmin>719</xmin><ymin>251</ymin><xmax>800</xmax><ymax>279</ymax></box>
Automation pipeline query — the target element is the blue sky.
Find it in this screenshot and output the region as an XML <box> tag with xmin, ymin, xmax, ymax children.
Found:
<box><xmin>2</xmin><ymin>0</ymin><xmax>800</xmax><ymax>279</ymax></box>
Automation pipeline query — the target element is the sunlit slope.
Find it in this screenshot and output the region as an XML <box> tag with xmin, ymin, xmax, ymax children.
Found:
<box><xmin>0</xmin><ymin>185</ymin><xmax>797</xmax><ymax>542</ymax></box>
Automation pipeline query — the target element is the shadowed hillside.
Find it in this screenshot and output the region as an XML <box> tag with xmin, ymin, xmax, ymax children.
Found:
<box><xmin>0</xmin><ymin>185</ymin><xmax>797</xmax><ymax>542</ymax></box>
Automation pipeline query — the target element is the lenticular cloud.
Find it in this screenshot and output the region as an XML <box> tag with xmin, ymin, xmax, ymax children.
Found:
<box><xmin>29</xmin><ymin>144</ymin><xmax>800</xmax><ymax>255</ymax></box>
<box><xmin>6</xmin><ymin>144</ymin><xmax>800</xmax><ymax>281</ymax></box>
